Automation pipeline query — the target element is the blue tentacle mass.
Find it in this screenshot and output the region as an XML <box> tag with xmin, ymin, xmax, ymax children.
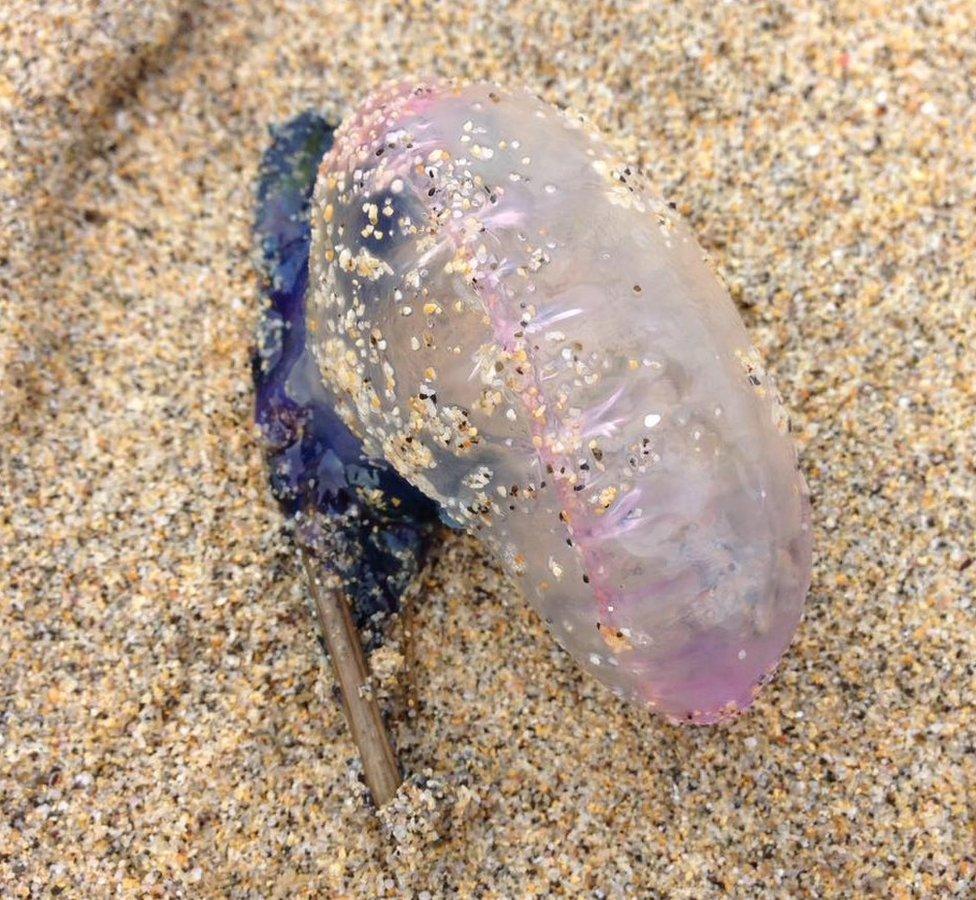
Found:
<box><xmin>253</xmin><ymin>112</ymin><xmax>438</xmax><ymax>642</ymax></box>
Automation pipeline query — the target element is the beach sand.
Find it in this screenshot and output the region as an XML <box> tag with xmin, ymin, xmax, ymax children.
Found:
<box><xmin>1</xmin><ymin>1</ymin><xmax>974</xmax><ymax>894</ymax></box>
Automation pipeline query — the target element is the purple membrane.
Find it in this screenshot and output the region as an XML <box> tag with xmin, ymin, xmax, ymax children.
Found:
<box><xmin>253</xmin><ymin>112</ymin><xmax>438</xmax><ymax>639</ymax></box>
<box><xmin>306</xmin><ymin>80</ymin><xmax>812</xmax><ymax>723</ymax></box>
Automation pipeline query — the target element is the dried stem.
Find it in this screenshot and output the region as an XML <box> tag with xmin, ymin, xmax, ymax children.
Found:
<box><xmin>300</xmin><ymin>548</ymin><xmax>402</xmax><ymax>806</ymax></box>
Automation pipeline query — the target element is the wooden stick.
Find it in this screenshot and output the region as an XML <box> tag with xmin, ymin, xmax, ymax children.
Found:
<box><xmin>300</xmin><ymin>548</ymin><xmax>402</xmax><ymax>806</ymax></box>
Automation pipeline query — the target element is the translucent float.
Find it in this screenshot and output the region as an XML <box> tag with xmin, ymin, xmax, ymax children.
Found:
<box><xmin>293</xmin><ymin>79</ymin><xmax>811</xmax><ymax>723</ymax></box>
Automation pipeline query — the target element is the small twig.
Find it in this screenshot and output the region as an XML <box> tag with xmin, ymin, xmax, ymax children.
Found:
<box><xmin>300</xmin><ymin>548</ymin><xmax>402</xmax><ymax>806</ymax></box>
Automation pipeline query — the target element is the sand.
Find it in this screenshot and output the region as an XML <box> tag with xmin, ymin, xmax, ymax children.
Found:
<box><xmin>1</xmin><ymin>0</ymin><xmax>973</xmax><ymax>895</ymax></box>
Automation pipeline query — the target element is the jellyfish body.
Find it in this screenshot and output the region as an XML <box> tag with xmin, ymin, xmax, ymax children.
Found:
<box><xmin>308</xmin><ymin>80</ymin><xmax>812</xmax><ymax>722</ymax></box>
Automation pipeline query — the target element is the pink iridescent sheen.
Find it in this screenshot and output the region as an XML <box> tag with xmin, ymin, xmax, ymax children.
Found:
<box><xmin>307</xmin><ymin>79</ymin><xmax>812</xmax><ymax>723</ymax></box>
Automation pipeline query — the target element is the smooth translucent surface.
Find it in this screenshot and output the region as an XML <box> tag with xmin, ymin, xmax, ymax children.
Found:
<box><xmin>308</xmin><ymin>80</ymin><xmax>812</xmax><ymax>723</ymax></box>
